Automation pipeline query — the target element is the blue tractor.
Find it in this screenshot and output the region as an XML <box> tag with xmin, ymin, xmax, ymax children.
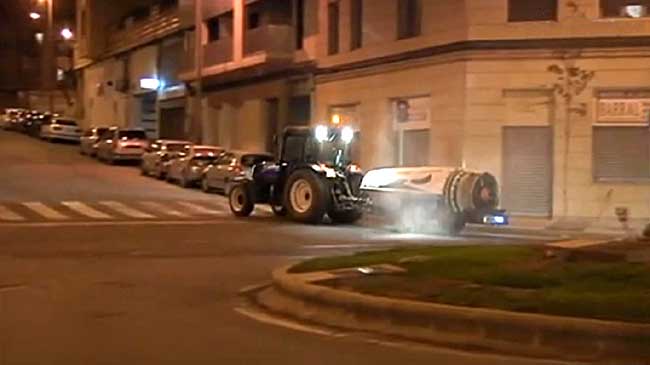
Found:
<box><xmin>228</xmin><ymin>125</ymin><xmax>366</xmax><ymax>224</ymax></box>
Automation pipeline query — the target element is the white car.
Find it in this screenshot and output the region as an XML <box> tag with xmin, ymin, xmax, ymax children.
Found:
<box><xmin>140</xmin><ymin>139</ymin><xmax>192</xmax><ymax>179</ymax></box>
<box><xmin>166</xmin><ymin>146</ymin><xmax>224</xmax><ymax>188</ymax></box>
<box><xmin>80</xmin><ymin>126</ymin><xmax>110</xmax><ymax>156</ymax></box>
<box><xmin>96</xmin><ymin>128</ymin><xmax>149</xmax><ymax>164</ymax></box>
<box><xmin>40</xmin><ymin>117</ymin><xmax>82</xmax><ymax>142</ymax></box>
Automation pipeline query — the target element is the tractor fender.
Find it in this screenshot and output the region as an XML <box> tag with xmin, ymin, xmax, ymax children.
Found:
<box><xmin>309</xmin><ymin>164</ymin><xmax>337</xmax><ymax>178</ymax></box>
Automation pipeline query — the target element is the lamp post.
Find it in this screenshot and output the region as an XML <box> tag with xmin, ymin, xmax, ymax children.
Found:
<box><xmin>193</xmin><ymin>0</ymin><xmax>204</xmax><ymax>143</ymax></box>
<box><xmin>39</xmin><ymin>0</ymin><xmax>55</xmax><ymax>112</ymax></box>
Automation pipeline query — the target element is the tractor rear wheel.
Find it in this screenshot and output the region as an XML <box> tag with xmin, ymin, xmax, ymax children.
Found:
<box><xmin>229</xmin><ymin>184</ymin><xmax>254</xmax><ymax>217</ymax></box>
<box><xmin>284</xmin><ymin>170</ymin><xmax>327</xmax><ymax>224</ymax></box>
<box><xmin>328</xmin><ymin>208</ymin><xmax>363</xmax><ymax>224</ymax></box>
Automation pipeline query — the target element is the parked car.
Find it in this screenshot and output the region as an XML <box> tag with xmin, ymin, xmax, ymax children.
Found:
<box><xmin>140</xmin><ymin>139</ymin><xmax>192</xmax><ymax>179</ymax></box>
<box><xmin>201</xmin><ymin>151</ymin><xmax>274</xmax><ymax>194</ymax></box>
<box><xmin>1</xmin><ymin>108</ymin><xmax>26</xmax><ymax>130</ymax></box>
<box><xmin>40</xmin><ymin>117</ymin><xmax>82</xmax><ymax>142</ymax></box>
<box><xmin>26</xmin><ymin>113</ymin><xmax>55</xmax><ymax>138</ymax></box>
<box><xmin>166</xmin><ymin>145</ymin><xmax>224</xmax><ymax>187</ymax></box>
<box><xmin>96</xmin><ymin>128</ymin><xmax>148</xmax><ymax>164</ymax></box>
<box><xmin>80</xmin><ymin>127</ymin><xmax>110</xmax><ymax>156</ymax></box>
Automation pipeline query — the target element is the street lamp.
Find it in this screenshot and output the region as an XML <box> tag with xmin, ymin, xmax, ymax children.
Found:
<box><xmin>29</xmin><ymin>12</ymin><xmax>41</xmax><ymax>20</ymax></box>
<box><xmin>60</xmin><ymin>28</ymin><xmax>73</xmax><ymax>40</ymax></box>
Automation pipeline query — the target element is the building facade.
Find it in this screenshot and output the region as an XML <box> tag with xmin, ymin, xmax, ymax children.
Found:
<box><xmin>313</xmin><ymin>0</ymin><xmax>650</xmax><ymax>225</ymax></box>
<box><xmin>75</xmin><ymin>0</ymin><xmax>650</xmax><ymax>224</ymax></box>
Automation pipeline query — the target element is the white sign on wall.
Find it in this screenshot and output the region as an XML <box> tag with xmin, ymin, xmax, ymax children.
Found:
<box><xmin>596</xmin><ymin>98</ymin><xmax>650</xmax><ymax>124</ymax></box>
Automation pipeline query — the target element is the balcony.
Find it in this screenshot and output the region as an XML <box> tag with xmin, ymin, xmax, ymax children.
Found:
<box><xmin>106</xmin><ymin>9</ymin><xmax>181</xmax><ymax>56</ymax></box>
<box><xmin>179</xmin><ymin>24</ymin><xmax>295</xmax><ymax>82</ymax></box>
<box><xmin>244</xmin><ymin>24</ymin><xmax>293</xmax><ymax>57</ymax></box>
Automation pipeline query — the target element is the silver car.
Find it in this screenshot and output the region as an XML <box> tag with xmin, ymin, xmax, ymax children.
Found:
<box><xmin>140</xmin><ymin>139</ymin><xmax>192</xmax><ymax>179</ymax></box>
<box><xmin>166</xmin><ymin>146</ymin><xmax>224</xmax><ymax>188</ymax></box>
<box><xmin>201</xmin><ymin>151</ymin><xmax>274</xmax><ymax>194</ymax></box>
<box><xmin>80</xmin><ymin>127</ymin><xmax>110</xmax><ymax>156</ymax></box>
<box><xmin>96</xmin><ymin>128</ymin><xmax>149</xmax><ymax>164</ymax></box>
<box><xmin>40</xmin><ymin>117</ymin><xmax>81</xmax><ymax>142</ymax></box>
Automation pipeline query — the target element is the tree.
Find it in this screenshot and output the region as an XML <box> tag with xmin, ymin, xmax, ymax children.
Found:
<box><xmin>547</xmin><ymin>54</ymin><xmax>595</xmax><ymax>217</ymax></box>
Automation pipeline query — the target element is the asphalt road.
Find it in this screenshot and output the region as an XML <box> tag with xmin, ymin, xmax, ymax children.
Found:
<box><xmin>0</xmin><ymin>131</ymin><xmax>567</xmax><ymax>365</ymax></box>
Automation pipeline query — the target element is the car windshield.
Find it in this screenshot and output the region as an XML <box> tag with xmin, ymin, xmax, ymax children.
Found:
<box><xmin>118</xmin><ymin>130</ymin><xmax>146</xmax><ymax>140</ymax></box>
<box><xmin>241</xmin><ymin>154</ymin><xmax>273</xmax><ymax>167</ymax></box>
<box><xmin>55</xmin><ymin>119</ymin><xmax>77</xmax><ymax>126</ymax></box>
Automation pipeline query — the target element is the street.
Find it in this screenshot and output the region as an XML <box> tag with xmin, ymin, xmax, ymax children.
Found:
<box><xmin>0</xmin><ymin>131</ymin><xmax>562</xmax><ymax>365</ymax></box>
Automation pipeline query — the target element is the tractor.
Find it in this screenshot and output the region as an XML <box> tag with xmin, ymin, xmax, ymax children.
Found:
<box><xmin>228</xmin><ymin>125</ymin><xmax>367</xmax><ymax>224</ymax></box>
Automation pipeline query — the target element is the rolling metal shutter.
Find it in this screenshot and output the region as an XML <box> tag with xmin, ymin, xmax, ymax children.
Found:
<box><xmin>593</xmin><ymin>127</ymin><xmax>650</xmax><ymax>180</ymax></box>
<box><xmin>502</xmin><ymin>127</ymin><xmax>553</xmax><ymax>216</ymax></box>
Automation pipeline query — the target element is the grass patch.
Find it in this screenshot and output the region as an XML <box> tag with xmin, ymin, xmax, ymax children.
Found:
<box><xmin>292</xmin><ymin>245</ymin><xmax>650</xmax><ymax>323</ymax></box>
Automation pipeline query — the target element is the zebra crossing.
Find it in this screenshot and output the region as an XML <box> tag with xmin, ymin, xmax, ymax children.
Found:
<box><xmin>0</xmin><ymin>199</ymin><xmax>273</xmax><ymax>224</ymax></box>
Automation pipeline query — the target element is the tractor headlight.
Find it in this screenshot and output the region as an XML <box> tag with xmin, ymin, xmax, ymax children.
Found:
<box><xmin>315</xmin><ymin>125</ymin><xmax>328</xmax><ymax>142</ymax></box>
<box><xmin>341</xmin><ymin>126</ymin><xmax>354</xmax><ymax>144</ymax></box>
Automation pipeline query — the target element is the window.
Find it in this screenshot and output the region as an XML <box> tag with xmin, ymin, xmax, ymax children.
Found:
<box><xmin>593</xmin><ymin>127</ymin><xmax>650</xmax><ymax>180</ymax></box>
<box><xmin>601</xmin><ymin>0</ymin><xmax>650</xmax><ymax>17</ymax></box>
<box><xmin>350</xmin><ymin>0</ymin><xmax>363</xmax><ymax>50</ymax></box>
<box><xmin>207</xmin><ymin>17</ymin><xmax>220</xmax><ymax>42</ymax></box>
<box><xmin>328</xmin><ymin>1</ymin><xmax>340</xmax><ymax>55</ymax></box>
<box><xmin>247</xmin><ymin>12</ymin><xmax>260</xmax><ymax>29</ymax></box>
<box><xmin>80</xmin><ymin>9</ymin><xmax>87</xmax><ymax>36</ymax></box>
<box><xmin>283</xmin><ymin>135</ymin><xmax>306</xmax><ymax>161</ymax></box>
<box><xmin>508</xmin><ymin>0</ymin><xmax>557</xmax><ymax>22</ymax></box>
<box><xmin>397</xmin><ymin>0</ymin><xmax>421</xmax><ymax>39</ymax></box>
<box><xmin>393</xmin><ymin>96</ymin><xmax>430</xmax><ymax>166</ymax></box>
<box><xmin>295</xmin><ymin>0</ymin><xmax>305</xmax><ymax>49</ymax></box>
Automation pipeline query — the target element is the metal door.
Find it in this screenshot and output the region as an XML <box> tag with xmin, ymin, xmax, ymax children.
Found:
<box><xmin>502</xmin><ymin>126</ymin><xmax>553</xmax><ymax>216</ymax></box>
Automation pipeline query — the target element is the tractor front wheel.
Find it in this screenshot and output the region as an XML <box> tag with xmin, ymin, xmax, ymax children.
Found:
<box><xmin>284</xmin><ymin>170</ymin><xmax>327</xmax><ymax>224</ymax></box>
<box><xmin>229</xmin><ymin>184</ymin><xmax>254</xmax><ymax>217</ymax></box>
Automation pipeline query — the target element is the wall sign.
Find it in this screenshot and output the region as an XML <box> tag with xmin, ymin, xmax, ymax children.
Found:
<box><xmin>596</xmin><ymin>98</ymin><xmax>650</xmax><ymax>124</ymax></box>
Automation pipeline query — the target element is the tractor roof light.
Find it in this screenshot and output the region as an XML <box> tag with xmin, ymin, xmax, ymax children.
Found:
<box><xmin>315</xmin><ymin>125</ymin><xmax>329</xmax><ymax>142</ymax></box>
<box><xmin>341</xmin><ymin>126</ymin><xmax>354</xmax><ymax>144</ymax></box>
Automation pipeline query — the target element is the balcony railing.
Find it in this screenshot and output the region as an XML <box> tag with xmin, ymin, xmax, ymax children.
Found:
<box><xmin>181</xmin><ymin>37</ymin><xmax>234</xmax><ymax>72</ymax></box>
<box><xmin>244</xmin><ymin>24</ymin><xmax>293</xmax><ymax>57</ymax></box>
<box><xmin>106</xmin><ymin>9</ymin><xmax>181</xmax><ymax>56</ymax></box>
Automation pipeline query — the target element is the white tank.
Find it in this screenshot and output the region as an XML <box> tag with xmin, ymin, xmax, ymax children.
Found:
<box><xmin>360</xmin><ymin>166</ymin><xmax>500</xmax><ymax>214</ymax></box>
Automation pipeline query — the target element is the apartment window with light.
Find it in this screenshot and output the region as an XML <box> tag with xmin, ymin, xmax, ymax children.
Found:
<box><xmin>328</xmin><ymin>1</ymin><xmax>340</xmax><ymax>55</ymax></box>
<box><xmin>508</xmin><ymin>0</ymin><xmax>557</xmax><ymax>22</ymax></box>
<box><xmin>397</xmin><ymin>0</ymin><xmax>421</xmax><ymax>40</ymax></box>
<box><xmin>601</xmin><ymin>0</ymin><xmax>650</xmax><ymax>17</ymax></box>
<box><xmin>350</xmin><ymin>0</ymin><xmax>362</xmax><ymax>50</ymax></box>
<box><xmin>207</xmin><ymin>17</ymin><xmax>220</xmax><ymax>42</ymax></box>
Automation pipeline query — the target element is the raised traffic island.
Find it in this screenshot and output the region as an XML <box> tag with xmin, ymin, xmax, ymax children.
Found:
<box><xmin>255</xmin><ymin>244</ymin><xmax>650</xmax><ymax>363</ymax></box>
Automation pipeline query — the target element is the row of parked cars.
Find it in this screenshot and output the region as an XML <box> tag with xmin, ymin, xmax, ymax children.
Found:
<box><xmin>1</xmin><ymin>108</ymin><xmax>82</xmax><ymax>140</ymax></box>
<box><xmin>82</xmin><ymin>127</ymin><xmax>274</xmax><ymax>195</ymax></box>
<box><xmin>1</xmin><ymin>108</ymin><xmax>274</xmax><ymax>195</ymax></box>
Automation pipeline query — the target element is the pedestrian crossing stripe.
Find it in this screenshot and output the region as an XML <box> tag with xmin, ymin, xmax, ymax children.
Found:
<box><xmin>62</xmin><ymin>201</ymin><xmax>112</xmax><ymax>219</ymax></box>
<box><xmin>22</xmin><ymin>202</ymin><xmax>70</xmax><ymax>220</ymax></box>
<box><xmin>0</xmin><ymin>205</ymin><xmax>25</xmax><ymax>221</ymax></box>
<box><xmin>139</xmin><ymin>201</ymin><xmax>189</xmax><ymax>218</ymax></box>
<box><xmin>98</xmin><ymin>201</ymin><xmax>156</xmax><ymax>219</ymax></box>
<box><xmin>0</xmin><ymin>200</ymin><xmax>272</xmax><ymax>223</ymax></box>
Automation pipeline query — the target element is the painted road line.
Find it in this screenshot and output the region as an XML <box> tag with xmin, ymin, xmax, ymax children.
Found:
<box><xmin>139</xmin><ymin>201</ymin><xmax>189</xmax><ymax>218</ymax></box>
<box><xmin>0</xmin><ymin>205</ymin><xmax>26</xmax><ymax>221</ymax></box>
<box><xmin>22</xmin><ymin>202</ymin><xmax>70</xmax><ymax>220</ymax></box>
<box><xmin>98</xmin><ymin>201</ymin><xmax>155</xmax><ymax>219</ymax></box>
<box><xmin>61</xmin><ymin>201</ymin><xmax>112</xmax><ymax>219</ymax></box>
<box><xmin>175</xmin><ymin>201</ymin><xmax>226</xmax><ymax>216</ymax></box>
<box><xmin>0</xmin><ymin>219</ymin><xmax>243</xmax><ymax>228</ymax></box>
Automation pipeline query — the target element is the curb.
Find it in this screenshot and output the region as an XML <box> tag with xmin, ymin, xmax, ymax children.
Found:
<box><xmin>259</xmin><ymin>265</ymin><xmax>650</xmax><ymax>363</ymax></box>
